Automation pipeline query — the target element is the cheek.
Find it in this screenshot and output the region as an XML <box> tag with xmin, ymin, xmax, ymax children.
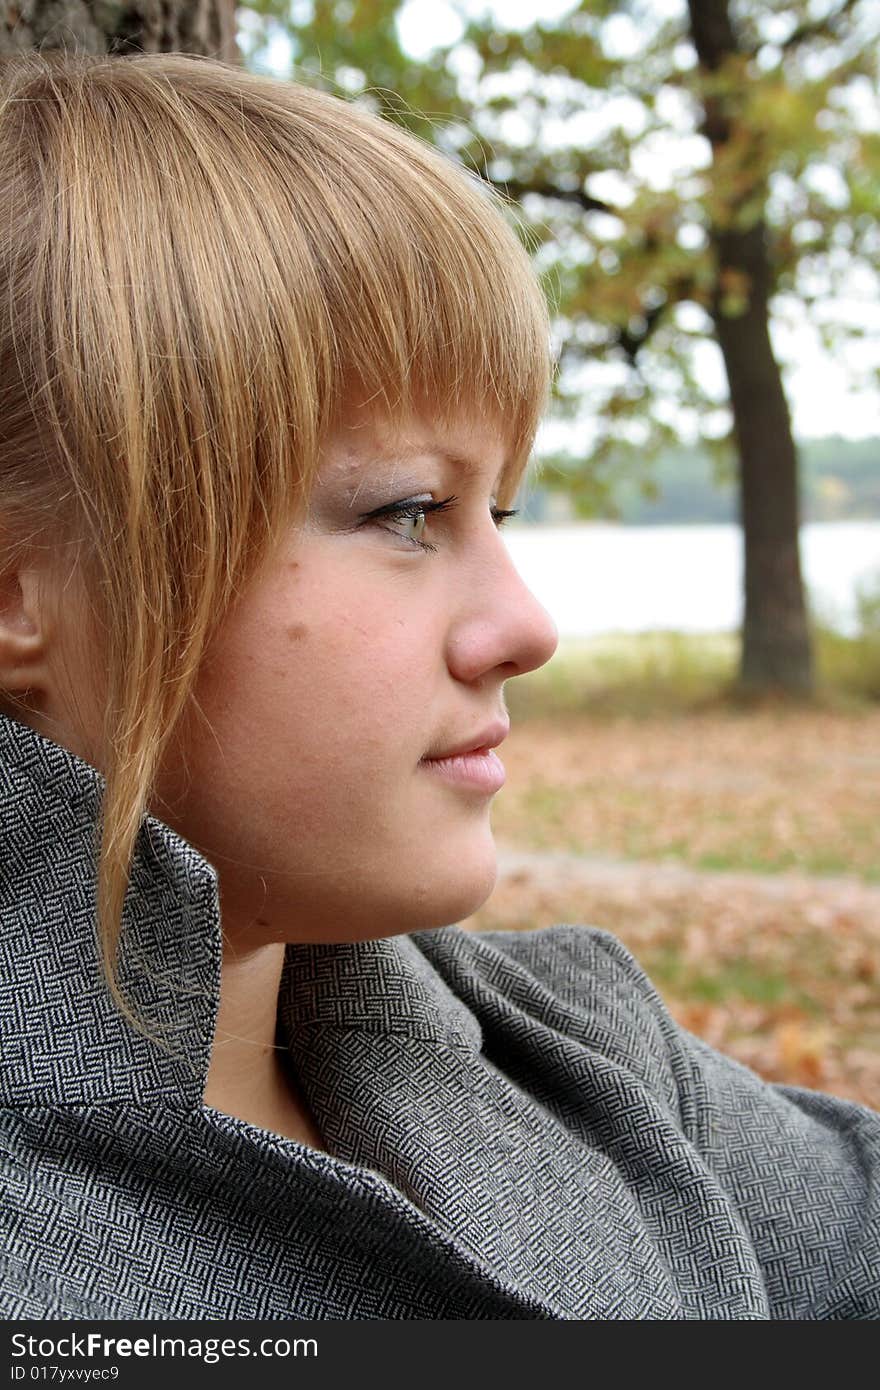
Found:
<box><xmin>158</xmin><ymin>556</ymin><xmax>446</xmax><ymax>830</ymax></box>
<box><xmin>281</xmin><ymin>585</ymin><xmax>439</xmax><ymax>734</ymax></box>
<box><xmin>200</xmin><ymin>616</ymin><xmax>412</xmax><ymax>791</ymax></box>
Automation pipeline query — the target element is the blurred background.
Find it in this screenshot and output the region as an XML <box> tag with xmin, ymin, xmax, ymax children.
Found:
<box><xmin>4</xmin><ymin>0</ymin><xmax>877</xmax><ymax>1104</ymax></box>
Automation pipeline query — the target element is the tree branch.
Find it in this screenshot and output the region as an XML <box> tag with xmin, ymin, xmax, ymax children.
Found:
<box><xmin>470</xmin><ymin>161</ymin><xmax>617</xmax><ymax>217</ymax></box>
<box><xmin>617</xmin><ymin>300</ymin><xmax>669</xmax><ymax>366</ymax></box>
<box><xmin>778</xmin><ymin>0</ymin><xmax>860</xmax><ymax>52</ymax></box>
<box><xmin>498</xmin><ymin>178</ymin><xmax>615</xmax><ymax>215</ymax></box>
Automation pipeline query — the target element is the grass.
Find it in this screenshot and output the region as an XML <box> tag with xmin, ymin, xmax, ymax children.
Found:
<box><xmin>504</xmin><ymin>623</ymin><xmax>880</xmax><ymax>723</ymax></box>
<box><xmin>506</xmin><ymin>631</ymin><xmax>740</xmax><ymax>721</ymax></box>
<box><xmin>492</xmin><ymin>706</ymin><xmax>880</xmax><ymax>883</ymax></box>
<box><xmin>647</xmin><ymin>949</ymin><xmax>819</xmax><ymax>1012</ymax></box>
<box><xmin>815</xmin><ymin>625</ymin><xmax>880</xmax><ymax>703</ymax></box>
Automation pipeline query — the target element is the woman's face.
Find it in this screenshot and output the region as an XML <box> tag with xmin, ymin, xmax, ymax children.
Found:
<box><xmin>151</xmin><ymin>407</ymin><xmax>559</xmax><ymax>946</ymax></box>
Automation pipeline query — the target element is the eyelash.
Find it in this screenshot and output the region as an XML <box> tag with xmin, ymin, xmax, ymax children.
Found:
<box><xmin>362</xmin><ymin>494</ymin><xmax>519</xmax><ymax>553</ymax></box>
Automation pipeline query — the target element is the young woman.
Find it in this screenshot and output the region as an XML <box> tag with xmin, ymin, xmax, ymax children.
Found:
<box><xmin>1</xmin><ymin>50</ymin><xmax>877</xmax><ymax>1322</ymax></box>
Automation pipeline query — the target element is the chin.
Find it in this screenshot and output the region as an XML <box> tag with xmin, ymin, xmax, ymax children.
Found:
<box><xmin>335</xmin><ymin>837</ymin><xmax>499</xmax><ymax>943</ymax></box>
<box><xmin>411</xmin><ymin>836</ymin><xmax>499</xmax><ymax>933</ymax></box>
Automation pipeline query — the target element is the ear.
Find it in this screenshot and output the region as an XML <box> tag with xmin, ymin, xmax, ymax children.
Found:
<box><xmin>0</xmin><ymin>565</ymin><xmax>53</xmax><ymax>696</ymax></box>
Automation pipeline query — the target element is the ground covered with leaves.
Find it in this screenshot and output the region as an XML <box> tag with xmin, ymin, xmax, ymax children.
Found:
<box><xmin>463</xmin><ymin>708</ymin><xmax>880</xmax><ymax>1109</ymax></box>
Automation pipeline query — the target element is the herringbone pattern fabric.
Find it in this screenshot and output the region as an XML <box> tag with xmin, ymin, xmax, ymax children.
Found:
<box><xmin>1</xmin><ymin>713</ymin><xmax>878</xmax><ymax>1319</ymax></box>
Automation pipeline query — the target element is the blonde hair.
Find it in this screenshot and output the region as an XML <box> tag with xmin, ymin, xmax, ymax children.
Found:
<box><xmin>0</xmin><ymin>50</ymin><xmax>550</xmax><ymax>1040</ymax></box>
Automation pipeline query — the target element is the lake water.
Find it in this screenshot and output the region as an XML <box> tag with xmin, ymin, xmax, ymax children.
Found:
<box><xmin>503</xmin><ymin>521</ymin><xmax>880</xmax><ymax>638</ymax></box>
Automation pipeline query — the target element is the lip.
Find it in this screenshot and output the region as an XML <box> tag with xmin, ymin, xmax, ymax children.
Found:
<box><xmin>419</xmin><ymin>747</ymin><xmax>506</xmax><ymax>795</ymax></box>
<box><xmin>419</xmin><ymin>719</ymin><xmax>509</xmax><ymax>796</ymax></box>
<box><xmin>423</xmin><ymin>719</ymin><xmax>510</xmax><ymax>761</ymax></box>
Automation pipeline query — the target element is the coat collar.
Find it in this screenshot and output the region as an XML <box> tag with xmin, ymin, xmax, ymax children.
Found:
<box><xmin>0</xmin><ymin>712</ymin><xmax>479</xmax><ymax>1113</ymax></box>
<box><xmin>0</xmin><ymin>711</ymin><xmax>222</xmax><ymax>1108</ymax></box>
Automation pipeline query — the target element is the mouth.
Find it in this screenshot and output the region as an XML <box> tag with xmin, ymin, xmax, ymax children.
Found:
<box><xmin>422</xmin><ymin>718</ymin><xmax>510</xmax><ymax>762</ymax></box>
<box><xmin>418</xmin><ymin>716</ymin><xmax>509</xmax><ymax>795</ymax></box>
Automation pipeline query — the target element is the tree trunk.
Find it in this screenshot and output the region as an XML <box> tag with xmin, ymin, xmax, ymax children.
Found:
<box><xmin>0</xmin><ymin>0</ymin><xmax>239</xmax><ymax>61</ymax></box>
<box><xmin>687</xmin><ymin>0</ymin><xmax>814</xmax><ymax>696</ymax></box>
<box><xmin>715</xmin><ymin>224</ymin><xmax>814</xmax><ymax>693</ymax></box>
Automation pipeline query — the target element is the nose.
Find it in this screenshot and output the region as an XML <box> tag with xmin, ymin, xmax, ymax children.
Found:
<box><xmin>445</xmin><ymin>530</ymin><xmax>559</xmax><ymax>685</ymax></box>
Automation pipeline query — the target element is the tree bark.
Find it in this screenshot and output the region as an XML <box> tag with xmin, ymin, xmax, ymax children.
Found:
<box><xmin>0</xmin><ymin>0</ymin><xmax>239</xmax><ymax>62</ymax></box>
<box><xmin>687</xmin><ymin>0</ymin><xmax>814</xmax><ymax>695</ymax></box>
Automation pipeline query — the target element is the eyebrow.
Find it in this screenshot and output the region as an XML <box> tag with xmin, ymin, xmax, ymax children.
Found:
<box><xmin>319</xmin><ymin>440</ymin><xmax>511</xmax><ymax>510</ymax></box>
<box><xmin>368</xmin><ymin>446</ymin><xmax>483</xmax><ymax>474</ymax></box>
<box><xmin>376</xmin><ymin>445</ymin><xmax>509</xmax><ymax>490</ymax></box>
<box><xmin>439</xmin><ymin>448</ymin><xmax>512</xmax><ymax>504</ymax></box>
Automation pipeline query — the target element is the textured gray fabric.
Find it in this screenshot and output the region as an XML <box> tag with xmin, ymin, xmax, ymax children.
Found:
<box><xmin>1</xmin><ymin>711</ymin><xmax>878</xmax><ymax>1320</ymax></box>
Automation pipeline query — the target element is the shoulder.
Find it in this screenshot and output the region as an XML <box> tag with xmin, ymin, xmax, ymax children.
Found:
<box><xmin>455</xmin><ymin>922</ymin><xmax>685</xmax><ymax>1068</ymax></box>
<box><xmin>420</xmin><ymin>920</ymin><xmax>667</xmax><ymax>1009</ymax></box>
<box><xmin>415</xmin><ymin>923</ymin><xmax>700</xmax><ymax>1123</ymax></box>
<box><xmin>417</xmin><ymin>921</ymin><xmax>880</xmax><ymax>1196</ymax></box>
<box><xmin>463</xmin><ymin>921</ymin><xmax>666</xmax><ymax>1007</ymax></box>
<box><xmin>418</xmin><ymin>923</ymin><xmax>880</xmax><ymax>1318</ymax></box>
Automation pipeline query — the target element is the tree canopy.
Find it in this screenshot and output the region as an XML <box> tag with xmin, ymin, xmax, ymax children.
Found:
<box><xmin>239</xmin><ymin>0</ymin><xmax>879</xmax><ymax>501</ymax></box>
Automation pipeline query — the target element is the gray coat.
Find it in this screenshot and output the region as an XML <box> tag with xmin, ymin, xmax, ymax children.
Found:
<box><xmin>1</xmin><ymin>712</ymin><xmax>878</xmax><ymax>1319</ymax></box>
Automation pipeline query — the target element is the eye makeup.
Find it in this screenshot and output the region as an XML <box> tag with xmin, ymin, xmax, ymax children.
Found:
<box><xmin>357</xmin><ymin>495</ymin><xmax>458</xmax><ymax>553</ymax></box>
<box><xmin>355</xmin><ymin>494</ymin><xmax>520</xmax><ymax>554</ymax></box>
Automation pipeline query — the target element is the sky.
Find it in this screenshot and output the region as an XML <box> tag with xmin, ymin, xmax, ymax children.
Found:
<box><xmin>243</xmin><ymin>0</ymin><xmax>880</xmax><ymax>443</ymax></box>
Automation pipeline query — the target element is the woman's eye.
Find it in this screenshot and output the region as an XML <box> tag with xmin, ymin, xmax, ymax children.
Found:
<box><xmin>364</xmin><ymin>495</ymin><xmax>459</xmax><ymax>553</ymax></box>
<box><xmin>385</xmin><ymin>506</ymin><xmax>431</xmax><ymax>548</ymax></box>
<box><xmin>358</xmin><ymin>494</ymin><xmax>518</xmax><ymax>553</ymax></box>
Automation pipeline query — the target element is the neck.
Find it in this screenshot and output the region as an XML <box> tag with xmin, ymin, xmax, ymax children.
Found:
<box><xmin>203</xmin><ymin>939</ymin><xmax>325</xmax><ymax>1149</ymax></box>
